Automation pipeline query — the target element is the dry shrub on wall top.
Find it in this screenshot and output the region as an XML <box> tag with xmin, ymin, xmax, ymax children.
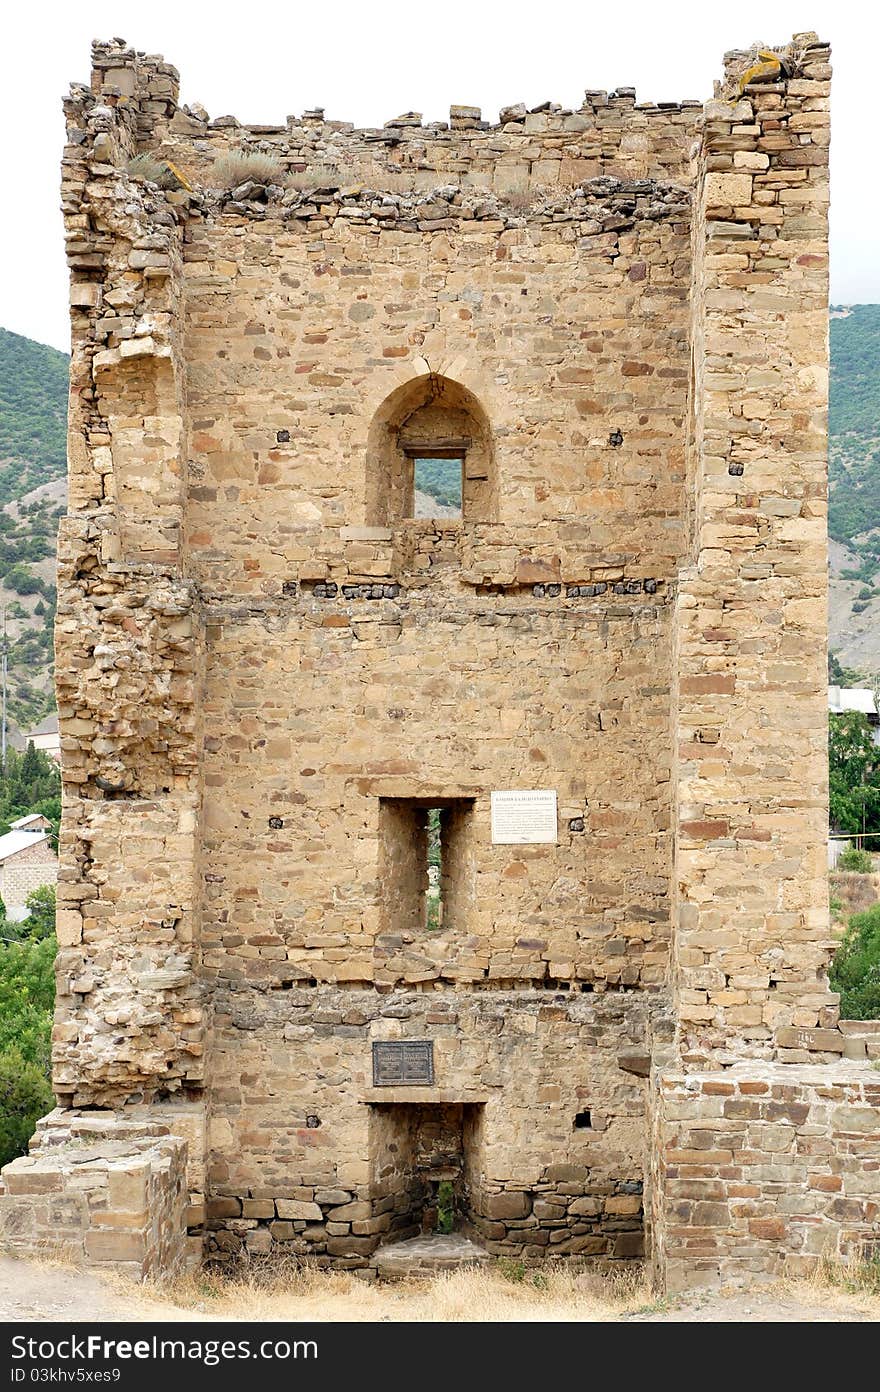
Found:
<box><xmin>286</xmin><ymin>165</ymin><xmax>343</xmax><ymax>192</ymax></box>
<box><xmin>505</xmin><ymin>189</ymin><xmax>533</xmax><ymax>215</ymax></box>
<box><xmin>211</xmin><ymin>149</ymin><xmax>288</xmax><ymax>189</ymax></box>
<box><xmin>126</xmin><ymin>154</ymin><xmax>184</xmax><ymax>191</ymax></box>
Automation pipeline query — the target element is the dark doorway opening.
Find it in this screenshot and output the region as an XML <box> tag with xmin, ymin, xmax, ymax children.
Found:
<box><xmin>369</xmin><ymin>1102</ymin><xmax>485</xmax><ymax>1243</ymax></box>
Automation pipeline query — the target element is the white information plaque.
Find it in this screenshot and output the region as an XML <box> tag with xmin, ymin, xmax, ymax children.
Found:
<box><xmin>491</xmin><ymin>790</ymin><xmax>558</xmax><ymax>845</ymax></box>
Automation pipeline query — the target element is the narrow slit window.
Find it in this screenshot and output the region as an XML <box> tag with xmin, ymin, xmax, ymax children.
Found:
<box><xmin>413</xmin><ymin>456</ymin><xmax>463</xmax><ymax>519</ymax></box>
<box><xmin>426</xmin><ymin>807</ymin><xmax>443</xmax><ymax>930</ymax></box>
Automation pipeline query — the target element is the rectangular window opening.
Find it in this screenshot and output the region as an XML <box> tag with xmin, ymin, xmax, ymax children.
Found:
<box><xmin>413</xmin><ymin>456</ymin><xmax>463</xmax><ymax>519</ymax></box>
<box><xmin>378</xmin><ymin>797</ymin><xmax>476</xmax><ymax>938</ymax></box>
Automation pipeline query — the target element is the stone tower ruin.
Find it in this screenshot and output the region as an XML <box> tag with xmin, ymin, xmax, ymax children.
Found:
<box><xmin>2</xmin><ymin>31</ymin><xmax>878</xmax><ymax>1292</ymax></box>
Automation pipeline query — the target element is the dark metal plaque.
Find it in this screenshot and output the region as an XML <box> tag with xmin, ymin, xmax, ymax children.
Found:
<box><xmin>372</xmin><ymin>1040</ymin><xmax>434</xmax><ymax>1087</ymax></box>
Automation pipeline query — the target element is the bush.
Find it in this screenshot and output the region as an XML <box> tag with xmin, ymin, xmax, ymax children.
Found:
<box><xmin>837</xmin><ymin>846</ymin><xmax>874</xmax><ymax>873</ymax></box>
<box><xmin>3</xmin><ymin>564</ymin><xmax>41</xmax><ymax>596</ymax></box>
<box><xmin>0</xmin><ymin>1048</ymin><xmax>53</xmax><ymax>1168</ymax></box>
<box><xmin>831</xmin><ymin>902</ymin><xmax>880</xmax><ymax>1019</ymax></box>
<box><xmin>287</xmin><ymin>165</ymin><xmax>343</xmax><ymax>192</ymax></box>
<box><xmin>211</xmin><ymin>149</ymin><xmax>286</xmax><ymax>190</ymax></box>
<box><xmin>17</xmin><ymin>885</ymin><xmax>56</xmax><ymax>941</ymax></box>
<box><xmin>0</xmin><ymin>929</ymin><xmax>55</xmax><ymax>1164</ymax></box>
<box><xmin>126</xmin><ymin>154</ymin><xmax>186</xmax><ymax>191</ymax></box>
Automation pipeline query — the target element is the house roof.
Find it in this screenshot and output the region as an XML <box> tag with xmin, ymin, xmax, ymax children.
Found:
<box><xmin>828</xmin><ymin>685</ymin><xmax>878</xmax><ymax>717</ymax></box>
<box><xmin>25</xmin><ymin>714</ymin><xmax>59</xmax><ymax>738</ymax></box>
<box><xmin>10</xmin><ymin>814</ymin><xmax>48</xmax><ymax>830</ymax></box>
<box><xmin>0</xmin><ymin>830</ymin><xmax>51</xmax><ymax>863</ymax></box>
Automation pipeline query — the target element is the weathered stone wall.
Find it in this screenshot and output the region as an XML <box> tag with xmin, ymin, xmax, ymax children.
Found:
<box><xmin>170</xmin><ymin>38</ymin><xmax>695</xmax><ymax>1259</ymax></box>
<box><xmin>13</xmin><ymin>32</ymin><xmax>842</xmax><ymax>1286</ymax></box>
<box><xmin>181</xmin><ymin>183</ymin><xmax>691</xmax><ymax>586</ymax></box>
<box><xmin>649</xmin><ymin>1063</ymin><xmax>880</xmax><ymax>1293</ymax></box>
<box><xmin>206</xmin><ymin>985</ymin><xmax>658</xmax><ymax>1263</ymax></box>
<box><xmin>162</xmin><ymin>64</ymin><xmax>700</xmax><ymax>196</ymax></box>
<box><xmin>0</xmin><ymin>1111</ymin><xmax>188</xmax><ymax>1281</ymax></box>
<box><xmin>199</xmin><ymin>595</ymin><xmax>673</xmax><ymax>991</ymax></box>
<box><xmin>670</xmin><ymin>38</ymin><xmax>833</xmax><ymax>1064</ymax></box>
<box><xmin>55</xmin><ymin>58</ymin><xmax>207</xmax><ymax>1106</ymax></box>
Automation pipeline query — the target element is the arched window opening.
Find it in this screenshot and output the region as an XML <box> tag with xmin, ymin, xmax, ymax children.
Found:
<box><xmin>366</xmin><ymin>373</ymin><xmax>495</xmax><ymax>526</ymax></box>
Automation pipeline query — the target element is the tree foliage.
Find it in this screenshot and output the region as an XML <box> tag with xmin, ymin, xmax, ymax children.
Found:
<box><xmin>831</xmin><ymin>903</ymin><xmax>880</xmax><ymax>1020</ymax></box>
<box><xmin>828</xmin><ymin>712</ymin><xmax>880</xmax><ymax>835</ymax></box>
<box><xmin>0</xmin><ymin>1050</ymin><xmax>53</xmax><ymax>1169</ymax></box>
<box><xmin>0</xmin><ymin>744</ymin><xmax>60</xmax><ymax>836</ymax></box>
<box><xmin>0</xmin><ymin>887</ymin><xmax>56</xmax><ymax>1165</ymax></box>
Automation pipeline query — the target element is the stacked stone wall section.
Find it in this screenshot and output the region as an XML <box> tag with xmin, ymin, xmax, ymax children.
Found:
<box><xmin>649</xmin><ymin>1064</ymin><xmax>880</xmax><ymax>1293</ymax></box>
<box><xmin>0</xmin><ymin>1112</ymin><xmax>189</xmax><ymax>1281</ymax></box>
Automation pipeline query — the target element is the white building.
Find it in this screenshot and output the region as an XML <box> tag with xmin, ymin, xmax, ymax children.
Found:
<box><xmin>22</xmin><ymin>713</ymin><xmax>60</xmax><ymax>763</ymax></box>
<box><xmin>827</xmin><ymin>685</ymin><xmax>880</xmax><ymax>744</ymax></box>
<box><xmin>0</xmin><ymin>823</ymin><xmax>57</xmax><ymax>920</ymax></box>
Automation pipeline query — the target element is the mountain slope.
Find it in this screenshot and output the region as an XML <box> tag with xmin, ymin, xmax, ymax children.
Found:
<box><xmin>0</xmin><ymin>330</ymin><xmax>67</xmax><ymax>729</ymax></box>
<box><xmin>0</xmin><ymin>330</ymin><xmax>68</xmax><ymax>504</ymax></box>
<box><xmin>828</xmin><ymin>305</ymin><xmax>880</xmax><ymax>673</ymax></box>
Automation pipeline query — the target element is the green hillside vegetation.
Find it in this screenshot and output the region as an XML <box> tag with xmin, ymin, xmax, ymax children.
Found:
<box><xmin>830</xmin><ymin>304</ymin><xmax>880</xmax><ymax>439</ymax></box>
<box><xmin>0</xmin><ymin>489</ymin><xmax>61</xmax><ymax>728</ymax></box>
<box><xmin>0</xmin><ymin>890</ymin><xmax>56</xmax><ymax>1168</ymax></box>
<box><xmin>414</xmin><ymin>456</ymin><xmax>463</xmax><ymax>509</ymax></box>
<box><xmin>828</xmin><ymin>305</ymin><xmax>880</xmax><ymax>571</ymax></box>
<box><xmin>0</xmin><ymin>328</ymin><xmax>67</xmax><ymax>728</ymax></box>
<box><xmin>0</xmin><ymin>329</ymin><xmax>68</xmax><ymax>503</ymax></box>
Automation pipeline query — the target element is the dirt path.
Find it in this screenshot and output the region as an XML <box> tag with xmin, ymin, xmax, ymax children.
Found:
<box><xmin>0</xmin><ymin>1257</ymin><xmax>190</xmax><ymax>1323</ymax></box>
<box><xmin>624</xmin><ymin>1290</ymin><xmax>871</xmax><ymax>1321</ymax></box>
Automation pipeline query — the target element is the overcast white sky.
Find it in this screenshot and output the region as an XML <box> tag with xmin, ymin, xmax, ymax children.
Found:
<box><xmin>1</xmin><ymin>0</ymin><xmax>876</xmax><ymax>352</ymax></box>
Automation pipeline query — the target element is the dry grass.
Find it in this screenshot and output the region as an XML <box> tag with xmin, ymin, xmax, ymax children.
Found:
<box><xmin>211</xmin><ymin>150</ymin><xmax>287</xmax><ymax>190</ymax></box>
<box><xmin>126</xmin><ymin>154</ymin><xmax>181</xmax><ymax>190</ymax></box>
<box><xmin>286</xmin><ymin>166</ymin><xmax>344</xmax><ymax>193</ymax></box>
<box><xmin>505</xmin><ymin>189</ymin><xmax>533</xmax><ymax>214</ymax></box>
<box><xmin>809</xmin><ymin>1253</ymin><xmax>880</xmax><ymax>1301</ymax></box>
<box><xmin>146</xmin><ymin>1258</ymin><xmax>649</xmax><ymax>1323</ymax></box>
<box><xmin>8</xmin><ymin>1251</ymin><xmax>880</xmax><ymax>1323</ymax></box>
<box><xmin>829</xmin><ymin>869</ymin><xmax>880</xmax><ymax>920</ymax></box>
<box><xmin>772</xmin><ymin>1271</ymin><xmax>880</xmax><ymax>1322</ymax></box>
